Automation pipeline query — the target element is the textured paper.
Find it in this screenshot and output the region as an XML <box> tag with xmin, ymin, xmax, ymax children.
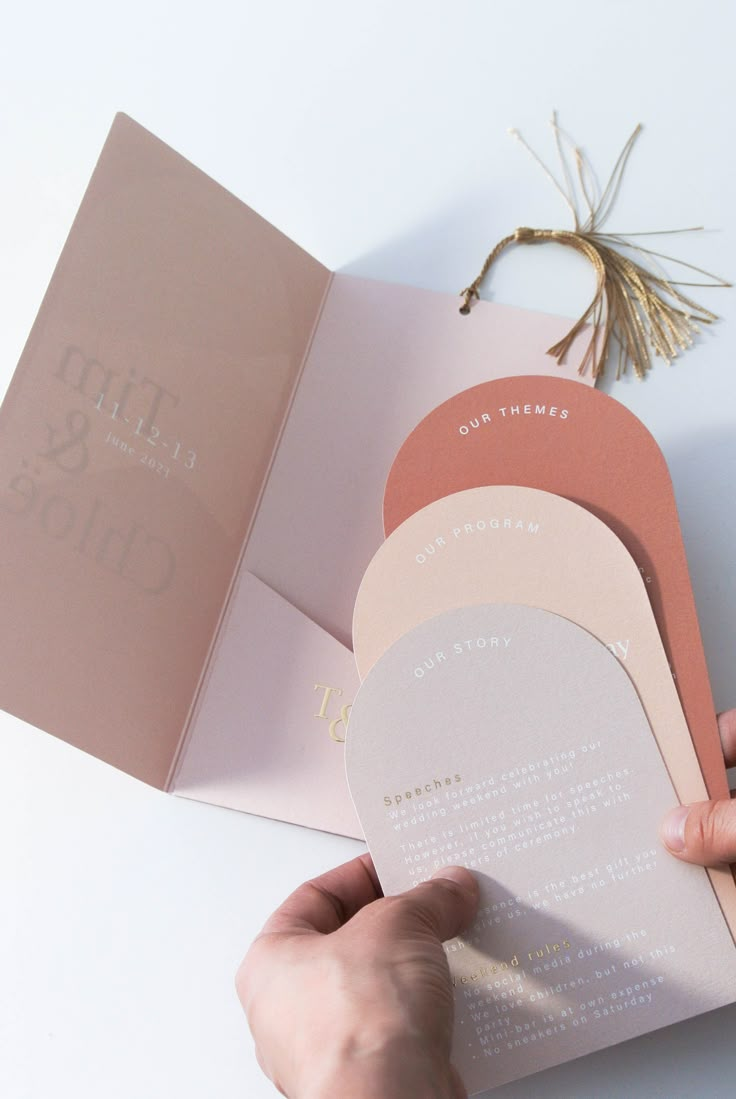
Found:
<box><xmin>383</xmin><ymin>376</ymin><xmax>726</xmax><ymax>801</ymax></box>
<box><xmin>345</xmin><ymin>604</ymin><xmax>736</xmax><ymax>1095</ymax></box>
<box><xmin>353</xmin><ymin>484</ymin><xmax>736</xmax><ymax>926</ymax></box>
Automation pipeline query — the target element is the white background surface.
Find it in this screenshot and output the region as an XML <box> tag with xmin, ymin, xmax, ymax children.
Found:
<box><xmin>2</xmin><ymin>2</ymin><xmax>736</xmax><ymax>1096</ymax></box>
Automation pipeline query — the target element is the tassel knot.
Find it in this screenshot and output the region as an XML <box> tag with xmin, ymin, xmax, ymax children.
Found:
<box><xmin>459</xmin><ymin>116</ymin><xmax>729</xmax><ymax>380</ymax></box>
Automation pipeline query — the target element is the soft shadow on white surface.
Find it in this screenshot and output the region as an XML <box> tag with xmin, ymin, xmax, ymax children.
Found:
<box><xmin>664</xmin><ymin>429</ymin><xmax>736</xmax><ymax>713</ymax></box>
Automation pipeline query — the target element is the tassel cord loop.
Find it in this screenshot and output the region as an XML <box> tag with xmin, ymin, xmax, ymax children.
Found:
<box><xmin>460</xmin><ymin>119</ymin><xmax>729</xmax><ymax>379</ymax></box>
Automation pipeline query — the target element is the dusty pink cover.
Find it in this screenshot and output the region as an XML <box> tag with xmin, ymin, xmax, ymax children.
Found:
<box><xmin>0</xmin><ymin>113</ymin><xmax>593</xmax><ymax>836</ymax></box>
<box><xmin>0</xmin><ymin>113</ymin><xmax>329</xmax><ymax>789</ymax></box>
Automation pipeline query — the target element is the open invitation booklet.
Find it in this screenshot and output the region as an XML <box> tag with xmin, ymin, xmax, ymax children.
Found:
<box><xmin>0</xmin><ymin>113</ymin><xmax>592</xmax><ymax>838</ymax></box>
<box><xmin>2</xmin><ymin>113</ymin><xmax>733</xmax><ymax>1093</ymax></box>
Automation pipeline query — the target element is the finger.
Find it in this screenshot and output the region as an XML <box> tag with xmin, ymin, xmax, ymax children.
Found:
<box><xmin>258</xmin><ymin>852</ymin><xmax>382</xmax><ymax>937</ymax></box>
<box><xmin>660</xmin><ymin>799</ymin><xmax>736</xmax><ymax>865</ymax></box>
<box><xmin>387</xmin><ymin>865</ymin><xmax>480</xmax><ymax>942</ymax></box>
<box><xmin>717</xmin><ymin>709</ymin><xmax>736</xmax><ymax>770</ymax></box>
<box><xmin>450</xmin><ymin>1064</ymin><xmax>469</xmax><ymax>1099</ymax></box>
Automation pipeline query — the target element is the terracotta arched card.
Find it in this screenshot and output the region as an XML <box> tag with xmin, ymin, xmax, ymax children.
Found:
<box><xmin>383</xmin><ymin>376</ymin><xmax>726</xmax><ymax>801</ymax></box>
<box><xmin>345</xmin><ymin>603</ymin><xmax>736</xmax><ymax>1096</ymax></box>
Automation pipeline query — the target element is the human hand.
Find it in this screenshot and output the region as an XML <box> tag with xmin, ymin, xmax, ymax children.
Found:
<box><xmin>235</xmin><ymin>853</ymin><xmax>479</xmax><ymax>1099</ymax></box>
<box><xmin>660</xmin><ymin>709</ymin><xmax>736</xmax><ymax>865</ymax></box>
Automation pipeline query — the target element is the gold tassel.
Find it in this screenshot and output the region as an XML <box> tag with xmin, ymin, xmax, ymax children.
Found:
<box><xmin>459</xmin><ymin>115</ymin><xmax>730</xmax><ymax>380</ymax></box>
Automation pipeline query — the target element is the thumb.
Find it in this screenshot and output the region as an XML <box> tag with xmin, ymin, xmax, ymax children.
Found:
<box><xmin>389</xmin><ymin>865</ymin><xmax>480</xmax><ymax>942</ymax></box>
<box><xmin>660</xmin><ymin>799</ymin><xmax>736</xmax><ymax>865</ymax></box>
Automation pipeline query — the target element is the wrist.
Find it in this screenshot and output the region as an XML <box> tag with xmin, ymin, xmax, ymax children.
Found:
<box><xmin>296</xmin><ymin>1031</ymin><xmax>457</xmax><ymax>1099</ymax></box>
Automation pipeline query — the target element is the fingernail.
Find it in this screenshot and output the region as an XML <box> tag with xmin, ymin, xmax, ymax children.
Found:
<box><xmin>432</xmin><ymin>865</ymin><xmax>477</xmax><ymax>890</ymax></box>
<box><xmin>661</xmin><ymin>805</ymin><xmax>690</xmax><ymax>852</ymax></box>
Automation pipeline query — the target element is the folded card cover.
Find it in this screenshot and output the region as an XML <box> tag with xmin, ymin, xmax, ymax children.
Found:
<box><xmin>0</xmin><ymin>112</ymin><xmax>328</xmax><ymax>788</ymax></box>
<box><xmin>0</xmin><ymin>114</ymin><xmax>592</xmax><ymax>835</ymax></box>
<box><xmin>345</xmin><ymin>604</ymin><xmax>736</xmax><ymax>1094</ymax></box>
